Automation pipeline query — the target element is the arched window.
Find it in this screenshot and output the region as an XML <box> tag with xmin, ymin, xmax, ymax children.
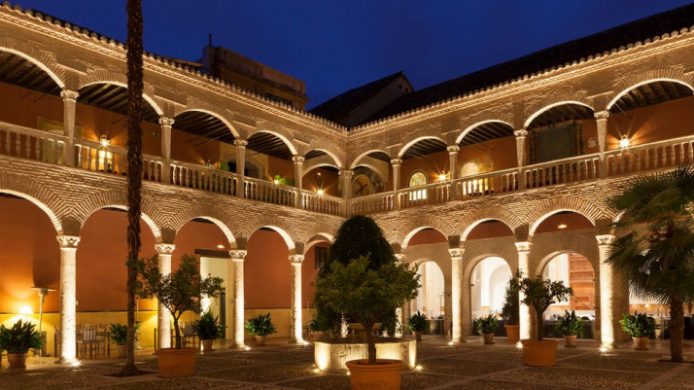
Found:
<box><xmin>409</xmin><ymin>172</ymin><xmax>427</xmax><ymax>201</ymax></box>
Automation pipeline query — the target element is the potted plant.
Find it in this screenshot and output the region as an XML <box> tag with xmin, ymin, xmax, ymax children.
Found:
<box><xmin>109</xmin><ymin>323</ymin><xmax>140</xmax><ymax>358</ymax></box>
<box><xmin>0</xmin><ymin>319</ymin><xmax>43</xmax><ymax>369</ymax></box>
<box><xmin>518</xmin><ymin>274</ymin><xmax>572</xmax><ymax>367</ymax></box>
<box><xmin>138</xmin><ymin>254</ymin><xmax>223</xmax><ymax>377</ymax></box>
<box><xmin>501</xmin><ymin>273</ymin><xmax>521</xmax><ymax>344</ymax></box>
<box><xmin>245</xmin><ymin>313</ymin><xmax>277</xmax><ymax>346</ymax></box>
<box><xmin>555</xmin><ymin>310</ymin><xmax>582</xmax><ymax>348</ymax></box>
<box><xmin>193</xmin><ymin>310</ymin><xmax>224</xmax><ymax>352</ymax></box>
<box><xmin>408</xmin><ymin>311</ymin><xmax>427</xmax><ymax>341</ymax></box>
<box><xmin>618</xmin><ymin>312</ymin><xmax>656</xmax><ymax>351</ymax></box>
<box><xmin>474</xmin><ymin>314</ymin><xmax>499</xmax><ymax>345</ymax></box>
<box><xmin>308</xmin><ymin>311</ymin><xmax>332</xmax><ymax>341</ymax></box>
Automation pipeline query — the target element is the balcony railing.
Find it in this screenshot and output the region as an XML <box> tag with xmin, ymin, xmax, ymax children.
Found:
<box><xmin>244</xmin><ymin>176</ymin><xmax>296</xmax><ymax>208</ymax></box>
<box><xmin>301</xmin><ymin>190</ymin><xmax>343</xmax><ymax>215</ymax></box>
<box><xmin>170</xmin><ymin>160</ymin><xmax>237</xmax><ymax>196</ymax></box>
<box><xmin>0</xmin><ymin>121</ymin><xmax>65</xmax><ymax>165</ymax></box>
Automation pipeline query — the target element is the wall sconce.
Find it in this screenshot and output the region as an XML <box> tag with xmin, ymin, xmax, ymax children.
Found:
<box><xmin>19</xmin><ymin>305</ymin><xmax>33</xmax><ymax>316</ymax></box>
<box><xmin>619</xmin><ymin>136</ymin><xmax>630</xmax><ymax>149</ymax></box>
<box><xmin>273</xmin><ymin>178</ymin><xmax>280</xmax><ymax>185</ymax></box>
<box><xmin>316</xmin><ymin>188</ymin><xmax>325</xmax><ymax>196</ymax></box>
<box><xmin>557</xmin><ymin>223</ymin><xmax>568</xmax><ymax>230</ymax></box>
<box><xmin>437</xmin><ymin>173</ymin><xmax>448</xmax><ymax>182</ymax></box>
<box><xmin>99</xmin><ymin>135</ymin><xmax>110</xmax><ymax>148</ymax></box>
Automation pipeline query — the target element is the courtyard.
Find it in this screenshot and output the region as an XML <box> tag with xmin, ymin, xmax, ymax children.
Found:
<box><xmin>1</xmin><ymin>337</ymin><xmax>693</xmax><ymax>389</ymax></box>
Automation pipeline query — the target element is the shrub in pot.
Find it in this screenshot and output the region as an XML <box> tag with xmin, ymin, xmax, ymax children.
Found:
<box><xmin>193</xmin><ymin>310</ymin><xmax>224</xmax><ymax>352</ymax></box>
<box><xmin>500</xmin><ymin>273</ymin><xmax>521</xmax><ymax>344</ymax></box>
<box><xmin>555</xmin><ymin>310</ymin><xmax>582</xmax><ymax>348</ymax></box>
<box><xmin>619</xmin><ymin>312</ymin><xmax>656</xmax><ymax>351</ymax></box>
<box><xmin>518</xmin><ymin>274</ymin><xmax>572</xmax><ymax>367</ymax></box>
<box><xmin>408</xmin><ymin>311</ymin><xmax>427</xmax><ymax>341</ymax></box>
<box><xmin>245</xmin><ymin>313</ymin><xmax>277</xmax><ymax>346</ymax></box>
<box><xmin>0</xmin><ymin>319</ymin><xmax>43</xmax><ymax>369</ymax></box>
<box><xmin>109</xmin><ymin>323</ymin><xmax>140</xmax><ymax>358</ymax></box>
<box><xmin>138</xmin><ymin>254</ymin><xmax>223</xmax><ymax>377</ymax></box>
<box><xmin>474</xmin><ymin>314</ymin><xmax>499</xmax><ymax>345</ymax></box>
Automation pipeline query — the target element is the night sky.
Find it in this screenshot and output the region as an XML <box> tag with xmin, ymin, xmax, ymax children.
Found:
<box><xmin>13</xmin><ymin>0</ymin><xmax>693</xmax><ymax>108</ymax></box>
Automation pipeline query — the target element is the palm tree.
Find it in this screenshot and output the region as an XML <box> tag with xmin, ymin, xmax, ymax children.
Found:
<box><xmin>121</xmin><ymin>0</ymin><xmax>144</xmax><ymax>376</ymax></box>
<box><xmin>608</xmin><ymin>165</ymin><xmax>694</xmax><ymax>362</ymax></box>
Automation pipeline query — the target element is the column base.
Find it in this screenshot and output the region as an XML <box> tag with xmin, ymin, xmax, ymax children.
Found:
<box><xmin>599</xmin><ymin>341</ymin><xmax>619</xmax><ymax>352</ymax></box>
<box><xmin>55</xmin><ymin>357</ymin><xmax>81</xmax><ymax>366</ymax></box>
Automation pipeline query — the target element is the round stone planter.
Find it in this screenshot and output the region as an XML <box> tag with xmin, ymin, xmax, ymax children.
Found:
<box><xmin>314</xmin><ymin>338</ymin><xmax>416</xmax><ymax>372</ymax></box>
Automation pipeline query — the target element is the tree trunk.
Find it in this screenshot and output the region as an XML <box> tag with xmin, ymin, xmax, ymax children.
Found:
<box><xmin>121</xmin><ymin>0</ymin><xmax>144</xmax><ymax>377</ymax></box>
<box><xmin>670</xmin><ymin>296</ymin><xmax>684</xmax><ymax>362</ymax></box>
<box><xmin>364</xmin><ymin>322</ymin><xmax>376</xmax><ymax>364</ymax></box>
<box><xmin>535</xmin><ymin>306</ymin><xmax>544</xmax><ymax>341</ymax></box>
<box><xmin>173</xmin><ymin>316</ymin><xmax>182</xmax><ymax>349</ymax></box>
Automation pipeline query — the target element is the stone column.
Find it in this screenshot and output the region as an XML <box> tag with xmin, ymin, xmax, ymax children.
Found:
<box><xmin>234</xmin><ymin>139</ymin><xmax>248</xmax><ymax>197</ymax></box>
<box><xmin>391</xmin><ymin>158</ymin><xmax>403</xmax><ymax>209</ymax></box>
<box><xmin>515</xmin><ymin>241</ymin><xmax>532</xmax><ymax>340</ymax></box>
<box><xmin>447</xmin><ymin>146</ymin><xmax>460</xmax><ymax>199</ymax></box>
<box><xmin>229</xmin><ymin>250</ymin><xmax>248</xmax><ymax>348</ymax></box>
<box><xmin>448</xmin><ymin>248</ymin><xmax>464</xmax><ymax>344</ymax></box>
<box><xmin>594</xmin><ymin>111</ymin><xmax>610</xmax><ymax>177</ymax></box>
<box><xmin>596</xmin><ymin>234</ymin><xmax>617</xmax><ymax>350</ymax></box>
<box><xmin>292</xmin><ymin>155</ymin><xmax>305</xmax><ymax>208</ymax></box>
<box><xmin>158</xmin><ymin>117</ymin><xmax>174</xmax><ymax>184</ymax></box>
<box><xmin>514</xmin><ymin>129</ymin><xmax>528</xmax><ymax>189</ymax></box>
<box><xmin>155</xmin><ymin>243</ymin><xmax>175</xmax><ymax>349</ymax></box>
<box><xmin>289</xmin><ymin>254</ymin><xmax>305</xmax><ymax>343</ymax></box>
<box><xmin>339</xmin><ymin>169</ymin><xmax>354</xmax><ymax>216</ymax></box>
<box><xmin>57</xmin><ymin>235</ymin><xmax>80</xmax><ymax>364</ymax></box>
<box><xmin>394</xmin><ymin>253</ymin><xmax>406</xmax><ymax>337</ymax></box>
<box><xmin>61</xmin><ymin>89</ymin><xmax>79</xmax><ymax>167</ymax></box>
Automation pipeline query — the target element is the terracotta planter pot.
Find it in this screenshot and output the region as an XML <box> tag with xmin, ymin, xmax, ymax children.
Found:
<box><xmin>346</xmin><ymin>359</ymin><xmax>403</xmax><ymax>390</ymax></box>
<box><xmin>633</xmin><ymin>336</ymin><xmax>649</xmax><ymax>351</ymax></box>
<box><xmin>483</xmin><ymin>333</ymin><xmax>495</xmax><ymax>345</ymax></box>
<box><xmin>156</xmin><ymin>348</ymin><xmax>197</xmax><ymax>377</ymax></box>
<box><xmin>505</xmin><ymin>324</ymin><xmax>520</xmax><ymax>344</ymax></box>
<box><xmin>255</xmin><ymin>335</ymin><xmax>267</xmax><ymax>346</ymax></box>
<box><xmin>201</xmin><ymin>339</ymin><xmax>214</xmax><ymax>352</ymax></box>
<box><xmin>564</xmin><ymin>335</ymin><xmax>577</xmax><ymax>348</ymax></box>
<box><xmin>7</xmin><ymin>353</ymin><xmax>27</xmax><ymax>369</ymax></box>
<box><xmin>413</xmin><ymin>331</ymin><xmax>422</xmax><ymax>341</ymax></box>
<box><xmin>116</xmin><ymin>344</ymin><xmax>127</xmax><ymax>358</ymax></box>
<box><xmin>521</xmin><ymin>339</ymin><xmax>558</xmax><ymax>367</ymax></box>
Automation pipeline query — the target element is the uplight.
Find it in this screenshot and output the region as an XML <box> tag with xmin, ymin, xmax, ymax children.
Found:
<box><xmin>515</xmin><ymin>341</ymin><xmax>523</xmax><ymax>349</ymax></box>
<box><xmin>619</xmin><ymin>136</ymin><xmax>630</xmax><ymax>149</ymax></box>
<box><xmin>415</xmin><ymin>365</ymin><xmax>423</xmax><ymax>372</ymax></box>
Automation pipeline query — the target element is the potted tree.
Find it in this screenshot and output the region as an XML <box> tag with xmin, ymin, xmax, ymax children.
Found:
<box><xmin>501</xmin><ymin>273</ymin><xmax>521</xmax><ymax>344</ymax></box>
<box><xmin>518</xmin><ymin>274</ymin><xmax>572</xmax><ymax>367</ymax></box>
<box><xmin>474</xmin><ymin>314</ymin><xmax>499</xmax><ymax>345</ymax></box>
<box><xmin>408</xmin><ymin>311</ymin><xmax>427</xmax><ymax>341</ymax></box>
<box><xmin>138</xmin><ymin>254</ymin><xmax>223</xmax><ymax>377</ymax></box>
<box><xmin>555</xmin><ymin>310</ymin><xmax>582</xmax><ymax>348</ymax></box>
<box><xmin>618</xmin><ymin>312</ymin><xmax>656</xmax><ymax>351</ymax></box>
<box><xmin>0</xmin><ymin>320</ymin><xmax>43</xmax><ymax>369</ymax></box>
<box><xmin>245</xmin><ymin>313</ymin><xmax>277</xmax><ymax>346</ymax></box>
<box><xmin>607</xmin><ymin>165</ymin><xmax>694</xmax><ymax>362</ymax></box>
<box><xmin>193</xmin><ymin>310</ymin><xmax>224</xmax><ymax>352</ymax></box>
<box><xmin>108</xmin><ymin>323</ymin><xmax>139</xmax><ymax>358</ymax></box>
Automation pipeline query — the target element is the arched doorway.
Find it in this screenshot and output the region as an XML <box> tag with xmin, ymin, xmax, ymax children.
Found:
<box><xmin>470</xmin><ymin>257</ymin><xmax>512</xmax><ymax>319</ymax></box>
<box><xmin>413</xmin><ymin>261</ymin><xmax>445</xmax><ymax>319</ymax></box>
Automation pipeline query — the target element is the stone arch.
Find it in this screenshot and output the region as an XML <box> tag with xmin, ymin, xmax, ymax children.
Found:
<box><xmin>524</xmin><ymin>100</ymin><xmax>595</xmax><ymax>129</ymax></box>
<box><xmin>459</xmin><ymin>207</ymin><xmax>524</xmax><ymax>240</ymax></box>
<box><xmin>304</xmin><ymin>232</ymin><xmax>334</xmax><ymax>254</ymax></box>
<box><xmin>456</xmin><ymin>119</ymin><xmax>515</xmax><ymax>144</ymax></box>
<box><xmin>249</xmin><ymin>225</ymin><xmax>296</xmax><ymax>253</ymax></box>
<box><xmin>349</xmin><ymin>149</ymin><xmax>390</xmax><ymax>170</ymax></box>
<box><xmin>0</xmin><ymin>44</ymin><xmax>65</xmax><ymax>88</ymax></box>
<box><xmin>527</xmin><ymin>197</ymin><xmax>612</xmax><ymax>239</ymax></box>
<box><xmin>173</xmin><ymin>108</ymin><xmax>240</xmax><ymax>138</ymax></box>
<box><xmin>534</xmin><ymin>249</ymin><xmax>595</xmax><ymax>278</ymax></box>
<box><xmin>304</xmin><ymin>148</ymin><xmax>343</xmax><ymax>169</ymax></box>
<box><xmin>248</xmin><ymin>129</ymin><xmax>298</xmax><ymax>156</ymax></box>
<box><xmin>463</xmin><ymin>253</ymin><xmax>514</xmax><ymax>285</ymax></box>
<box><xmin>169</xmin><ymin>205</ymin><xmax>238</xmax><ymax>248</ymax></box>
<box><xmin>605</xmin><ymin>77</ymin><xmax>694</xmax><ymax>111</ymax></box>
<box><xmin>0</xmin><ymin>188</ymin><xmax>63</xmax><ymax>235</ymax></box>
<box><xmin>397</xmin><ymin>135</ymin><xmax>447</xmax><ymax>158</ymax></box>
<box><xmin>174</xmin><ymin>216</ymin><xmax>237</xmax><ymax>249</ymax></box>
<box><xmin>79</xmin><ymin>205</ymin><xmax>162</xmax><ymax>243</ymax></box>
<box><xmin>401</xmin><ymin>226</ymin><xmax>448</xmax><ymax>250</ymax></box>
<box><xmin>78</xmin><ymin>76</ymin><xmax>163</xmax><ymax>115</ymax></box>
<box><xmin>0</xmin><ymin>172</ymin><xmax>68</xmax><ymax>234</ymax></box>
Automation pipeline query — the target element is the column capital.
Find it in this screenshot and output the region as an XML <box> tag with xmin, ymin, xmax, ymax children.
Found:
<box><xmin>292</xmin><ymin>155</ymin><xmax>305</xmax><ymax>164</ymax></box>
<box><xmin>233</xmin><ymin>139</ymin><xmax>248</xmax><ymax>147</ymax></box>
<box><xmin>390</xmin><ymin>158</ymin><xmax>403</xmax><ymax>166</ymax></box>
<box><xmin>339</xmin><ymin>169</ymin><xmax>354</xmax><ymax>179</ymax></box>
<box><xmin>56</xmin><ymin>235</ymin><xmax>80</xmax><ymax>248</ymax></box>
<box><xmin>154</xmin><ymin>243</ymin><xmax>176</xmax><ymax>255</ymax></box>
<box><xmin>289</xmin><ymin>254</ymin><xmax>305</xmax><ymax>264</ymax></box>
<box><xmin>60</xmin><ymin>89</ymin><xmax>79</xmax><ymax>102</ymax></box>
<box><xmin>394</xmin><ymin>253</ymin><xmax>406</xmax><ymax>263</ymax></box>
<box><xmin>229</xmin><ymin>249</ymin><xmax>248</xmax><ymax>260</ymax></box>
<box><xmin>513</xmin><ymin>129</ymin><xmax>528</xmax><ymax>138</ymax></box>
<box><xmin>594</xmin><ymin>110</ymin><xmax>610</xmax><ymax>120</ymax></box>
<box><xmin>515</xmin><ymin>241</ymin><xmax>532</xmax><ymax>253</ymax></box>
<box><xmin>158</xmin><ymin>116</ymin><xmax>175</xmax><ymax>127</ymax></box>
<box><xmin>596</xmin><ymin>234</ymin><xmax>616</xmax><ymax>246</ymax></box>
<box><xmin>447</xmin><ymin>145</ymin><xmax>460</xmax><ymax>154</ymax></box>
<box><xmin>448</xmin><ymin>248</ymin><xmax>464</xmax><ymax>258</ymax></box>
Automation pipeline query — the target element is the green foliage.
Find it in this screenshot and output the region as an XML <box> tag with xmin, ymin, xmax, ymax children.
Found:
<box><xmin>500</xmin><ymin>272</ymin><xmax>521</xmax><ymax>325</ymax></box>
<box><xmin>324</xmin><ymin>216</ymin><xmax>396</xmax><ymax>273</ymax></box>
<box><xmin>308</xmin><ymin>311</ymin><xmax>333</xmax><ymax>333</ymax></box>
<box><xmin>408</xmin><ymin>311</ymin><xmax>427</xmax><ymax>332</ymax></box>
<box><xmin>245</xmin><ymin>313</ymin><xmax>277</xmax><ymax>336</ymax></box>
<box><xmin>555</xmin><ymin>310</ymin><xmax>583</xmax><ymax>337</ymax></box>
<box><xmin>0</xmin><ymin>320</ymin><xmax>43</xmax><ymax>354</ymax></box>
<box><xmin>618</xmin><ymin>312</ymin><xmax>656</xmax><ymax>338</ymax></box>
<box><xmin>137</xmin><ymin>254</ymin><xmax>224</xmax><ymax>349</ymax></box>
<box><xmin>518</xmin><ymin>273</ymin><xmax>572</xmax><ymax>341</ymax></box>
<box><xmin>109</xmin><ymin>322</ymin><xmax>141</xmax><ymax>345</ymax></box>
<box><xmin>474</xmin><ymin>314</ymin><xmax>500</xmax><ymax>334</ymax></box>
<box><xmin>193</xmin><ymin>311</ymin><xmax>225</xmax><ymax>340</ymax></box>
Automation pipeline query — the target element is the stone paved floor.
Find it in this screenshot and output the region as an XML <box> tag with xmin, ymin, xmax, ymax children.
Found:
<box><xmin>1</xmin><ymin>337</ymin><xmax>693</xmax><ymax>389</ymax></box>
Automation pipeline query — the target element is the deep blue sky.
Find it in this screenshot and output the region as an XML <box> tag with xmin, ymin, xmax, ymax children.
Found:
<box><xmin>14</xmin><ymin>0</ymin><xmax>693</xmax><ymax>108</ymax></box>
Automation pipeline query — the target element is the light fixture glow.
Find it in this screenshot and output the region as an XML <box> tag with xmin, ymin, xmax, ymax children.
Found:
<box><xmin>316</xmin><ymin>188</ymin><xmax>325</xmax><ymax>196</ymax></box>
<box><xmin>437</xmin><ymin>173</ymin><xmax>448</xmax><ymax>182</ymax></box>
<box><xmin>244</xmin><ymin>346</ymin><xmax>251</xmax><ymax>351</ymax></box>
<box><xmin>19</xmin><ymin>305</ymin><xmax>33</xmax><ymax>316</ymax></box>
<box><xmin>415</xmin><ymin>365</ymin><xmax>423</xmax><ymax>372</ymax></box>
<box><xmin>216</xmin><ymin>244</ymin><xmax>225</xmax><ymax>249</ymax></box>
<box><xmin>273</xmin><ymin>179</ymin><xmax>280</xmax><ymax>185</ymax></box>
<box><xmin>515</xmin><ymin>341</ymin><xmax>523</xmax><ymax>349</ymax></box>
<box><xmin>99</xmin><ymin>135</ymin><xmax>110</xmax><ymax>148</ymax></box>
<box><xmin>312</xmin><ymin>368</ymin><xmax>321</xmax><ymax>374</ymax></box>
<box><xmin>619</xmin><ymin>136</ymin><xmax>630</xmax><ymax>149</ymax></box>
<box><xmin>557</xmin><ymin>223</ymin><xmax>568</xmax><ymax>230</ymax></box>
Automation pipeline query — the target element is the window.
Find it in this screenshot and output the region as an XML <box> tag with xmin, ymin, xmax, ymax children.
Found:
<box><xmin>314</xmin><ymin>246</ymin><xmax>328</xmax><ymax>269</ymax></box>
<box><xmin>409</xmin><ymin>172</ymin><xmax>427</xmax><ymax>201</ymax></box>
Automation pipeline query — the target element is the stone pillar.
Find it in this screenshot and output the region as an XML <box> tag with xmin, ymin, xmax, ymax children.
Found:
<box><xmin>594</xmin><ymin>111</ymin><xmax>610</xmax><ymax>177</ymax></box>
<box><xmin>61</xmin><ymin>89</ymin><xmax>79</xmax><ymax>167</ymax></box>
<box><xmin>448</xmin><ymin>248</ymin><xmax>464</xmax><ymax>344</ymax></box>
<box><xmin>391</xmin><ymin>158</ymin><xmax>402</xmax><ymax>209</ymax></box>
<box><xmin>229</xmin><ymin>249</ymin><xmax>248</xmax><ymax>348</ymax></box>
<box><xmin>57</xmin><ymin>235</ymin><xmax>80</xmax><ymax>364</ymax></box>
<box><xmin>339</xmin><ymin>169</ymin><xmax>354</xmax><ymax>216</ymax></box>
<box><xmin>447</xmin><ymin>145</ymin><xmax>460</xmax><ymax>199</ymax></box>
<box><xmin>155</xmin><ymin>243</ymin><xmax>175</xmax><ymax>349</ymax></box>
<box><xmin>515</xmin><ymin>241</ymin><xmax>532</xmax><ymax>340</ymax></box>
<box><xmin>596</xmin><ymin>234</ymin><xmax>617</xmax><ymax>350</ymax></box>
<box><xmin>234</xmin><ymin>139</ymin><xmax>248</xmax><ymax>197</ymax></box>
<box><xmin>394</xmin><ymin>253</ymin><xmax>406</xmax><ymax>337</ymax></box>
<box><xmin>292</xmin><ymin>155</ymin><xmax>305</xmax><ymax>208</ymax></box>
<box><xmin>158</xmin><ymin>117</ymin><xmax>174</xmax><ymax>184</ymax></box>
<box><xmin>289</xmin><ymin>254</ymin><xmax>305</xmax><ymax>343</ymax></box>
<box><xmin>514</xmin><ymin>129</ymin><xmax>528</xmax><ymax>189</ymax></box>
